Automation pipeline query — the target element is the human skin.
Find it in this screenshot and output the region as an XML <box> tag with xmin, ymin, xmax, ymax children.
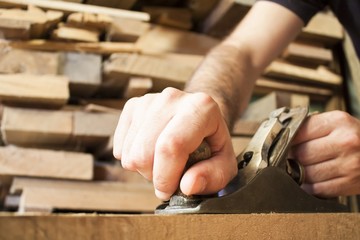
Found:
<box><xmin>113</xmin><ymin>1</ymin><xmax>360</xmax><ymax>200</ymax></box>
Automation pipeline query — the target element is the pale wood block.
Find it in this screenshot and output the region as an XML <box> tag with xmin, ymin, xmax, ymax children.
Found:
<box><xmin>66</xmin><ymin>12</ymin><xmax>113</xmax><ymax>33</ymax></box>
<box><xmin>51</xmin><ymin>24</ymin><xmax>100</xmax><ymax>42</ymax></box>
<box><xmin>1</xmin><ymin>107</ymin><xmax>73</xmax><ymax>147</ymax></box>
<box><xmin>136</xmin><ymin>25</ymin><xmax>219</xmax><ymax>55</ymax></box>
<box><xmin>86</xmin><ymin>0</ymin><xmax>137</xmax><ymax>10</ymax></box>
<box><xmin>73</xmin><ymin>111</ymin><xmax>119</xmax><ymax>148</ymax></box>
<box><xmin>9</xmin><ymin>39</ymin><xmax>139</xmax><ymax>55</ymax></box>
<box><xmin>143</xmin><ymin>7</ymin><xmax>193</xmax><ymax>30</ymax></box>
<box><xmin>264</xmin><ymin>60</ymin><xmax>342</xmax><ymax>86</ymax></box>
<box><xmin>282</xmin><ymin>42</ymin><xmax>333</xmax><ymax>66</ymax></box>
<box><xmin>232</xmin><ymin>120</ymin><xmax>260</xmax><ymax>136</ymax></box>
<box><xmin>103</xmin><ymin>53</ymin><xmax>197</xmax><ymax>92</ymax></box>
<box><xmin>10</xmin><ymin>178</ymin><xmax>159</xmax><ymax>213</ymax></box>
<box><xmin>0</xmin><ymin>0</ymin><xmax>150</xmax><ymax>21</ymax></box>
<box><xmin>0</xmin><ymin>146</ymin><xmax>93</xmax><ymax>180</ymax></box>
<box><xmin>107</xmin><ymin>17</ymin><xmax>151</xmax><ymax>42</ymax></box>
<box><xmin>0</xmin><ymin>74</ymin><xmax>69</xmax><ymax>107</ymax></box>
<box><xmin>94</xmin><ymin>161</ymin><xmax>148</xmax><ymax>183</ymax></box>
<box><xmin>123</xmin><ymin>77</ymin><xmax>153</xmax><ymax>99</ymax></box>
<box><xmin>299</xmin><ymin>12</ymin><xmax>344</xmax><ymax>46</ymax></box>
<box><xmin>0</xmin><ymin>213</ymin><xmax>358</xmax><ymax>239</ymax></box>
<box><xmin>254</xmin><ymin>78</ymin><xmax>333</xmax><ymax>101</ymax></box>
<box><xmin>60</xmin><ymin>52</ymin><xmax>102</xmax><ymax>97</ymax></box>
<box><xmin>0</xmin><ymin>48</ymin><xmax>61</xmax><ymax>75</ymax></box>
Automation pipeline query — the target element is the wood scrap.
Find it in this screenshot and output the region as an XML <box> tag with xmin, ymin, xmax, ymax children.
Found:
<box><xmin>143</xmin><ymin>7</ymin><xmax>193</xmax><ymax>30</ymax></box>
<box><xmin>0</xmin><ymin>213</ymin><xmax>359</xmax><ymax>239</ymax></box>
<box><xmin>59</xmin><ymin>52</ymin><xmax>102</xmax><ymax>97</ymax></box>
<box><xmin>106</xmin><ymin>17</ymin><xmax>151</xmax><ymax>43</ymax></box>
<box><xmin>9</xmin><ymin>177</ymin><xmax>159</xmax><ymax>213</ymax></box>
<box><xmin>201</xmin><ymin>0</ymin><xmax>255</xmax><ymax>38</ymax></box>
<box><xmin>103</xmin><ymin>53</ymin><xmax>198</xmax><ymax>93</ymax></box>
<box><xmin>0</xmin><ymin>0</ymin><xmax>150</xmax><ymax>22</ymax></box>
<box><xmin>0</xmin><ymin>6</ymin><xmax>63</xmax><ymax>39</ymax></box>
<box><xmin>264</xmin><ymin>60</ymin><xmax>342</xmax><ymax>86</ymax></box>
<box><xmin>0</xmin><ymin>74</ymin><xmax>69</xmax><ymax>107</ymax></box>
<box><xmin>9</xmin><ymin>39</ymin><xmax>139</xmax><ymax>55</ymax></box>
<box><xmin>0</xmin><ymin>146</ymin><xmax>93</xmax><ymax>180</ymax></box>
<box><xmin>136</xmin><ymin>25</ymin><xmax>219</xmax><ymax>55</ymax></box>
<box><xmin>299</xmin><ymin>12</ymin><xmax>343</xmax><ymax>46</ymax></box>
<box><xmin>123</xmin><ymin>77</ymin><xmax>153</xmax><ymax>99</ymax></box>
<box><xmin>85</xmin><ymin>0</ymin><xmax>137</xmax><ymax>10</ymax></box>
<box><xmin>73</xmin><ymin>111</ymin><xmax>119</xmax><ymax>148</ymax></box>
<box><xmin>282</xmin><ymin>42</ymin><xmax>333</xmax><ymax>67</ymax></box>
<box><xmin>66</xmin><ymin>12</ymin><xmax>113</xmax><ymax>33</ymax></box>
<box><xmin>0</xmin><ymin>47</ymin><xmax>61</xmax><ymax>75</ymax></box>
<box><xmin>1</xmin><ymin>106</ymin><xmax>73</xmax><ymax>148</ymax></box>
<box><xmin>254</xmin><ymin>77</ymin><xmax>333</xmax><ymax>101</ymax></box>
<box><xmin>51</xmin><ymin>24</ymin><xmax>100</xmax><ymax>42</ymax></box>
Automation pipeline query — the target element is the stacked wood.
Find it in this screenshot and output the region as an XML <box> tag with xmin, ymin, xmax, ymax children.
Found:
<box><xmin>0</xmin><ymin>0</ymin><xmax>354</xmax><ymax>216</ymax></box>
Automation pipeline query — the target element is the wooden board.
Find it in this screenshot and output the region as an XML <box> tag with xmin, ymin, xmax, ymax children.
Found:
<box><xmin>231</xmin><ymin>136</ymin><xmax>251</xmax><ymax>156</ymax></box>
<box><xmin>106</xmin><ymin>17</ymin><xmax>150</xmax><ymax>43</ymax></box>
<box><xmin>0</xmin><ymin>0</ymin><xmax>150</xmax><ymax>22</ymax></box>
<box><xmin>282</xmin><ymin>42</ymin><xmax>333</xmax><ymax>67</ymax></box>
<box><xmin>103</xmin><ymin>53</ymin><xmax>197</xmax><ymax>92</ymax></box>
<box><xmin>85</xmin><ymin>0</ymin><xmax>137</xmax><ymax>10</ymax></box>
<box><xmin>0</xmin><ymin>74</ymin><xmax>69</xmax><ymax>107</ymax></box>
<box><xmin>0</xmin><ymin>146</ymin><xmax>93</xmax><ymax>180</ymax></box>
<box><xmin>136</xmin><ymin>25</ymin><xmax>219</xmax><ymax>55</ymax></box>
<box><xmin>0</xmin><ymin>48</ymin><xmax>60</xmax><ymax>75</ymax></box>
<box><xmin>0</xmin><ymin>6</ymin><xmax>62</xmax><ymax>39</ymax></box>
<box><xmin>254</xmin><ymin>77</ymin><xmax>333</xmax><ymax>101</ymax></box>
<box><xmin>123</xmin><ymin>77</ymin><xmax>153</xmax><ymax>99</ymax></box>
<box><xmin>73</xmin><ymin>111</ymin><xmax>119</xmax><ymax>148</ymax></box>
<box><xmin>143</xmin><ymin>7</ymin><xmax>193</xmax><ymax>30</ymax></box>
<box><xmin>299</xmin><ymin>12</ymin><xmax>343</xmax><ymax>46</ymax></box>
<box><xmin>9</xmin><ymin>177</ymin><xmax>158</xmax><ymax>213</ymax></box>
<box><xmin>0</xmin><ymin>213</ymin><xmax>359</xmax><ymax>239</ymax></box>
<box><xmin>1</xmin><ymin>106</ymin><xmax>73</xmax><ymax>148</ymax></box>
<box><xmin>66</xmin><ymin>12</ymin><xmax>113</xmax><ymax>33</ymax></box>
<box><xmin>51</xmin><ymin>24</ymin><xmax>100</xmax><ymax>42</ymax></box>
<box><xmin>201</xmin><ymin>0</ymin><xmax>255</xmax><ymax>38</ymax></box>
<box><xmin>60</xmin><ymin>52</ymin><xmax>102</xmax><ymax>97</ymax></box>
<box><xmin>232</xmin><ymin>120</ymin><xmax>260</xmax><ymax>136</ymax></box>
<box><xmin>8</xmin><ymin>40</ymin><xmax>139</xmax><ymax>55</ymax></box>
<box><xmin>264</xmin><ymin>60</ymin><xmax>342</xmax><ymax>86</ymax></box>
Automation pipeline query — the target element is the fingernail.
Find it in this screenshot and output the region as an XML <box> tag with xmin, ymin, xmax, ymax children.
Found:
<box><xmin>155</xmin><ymin>189</ymin><xmax>171</xmax><ymax>201</ymax></box>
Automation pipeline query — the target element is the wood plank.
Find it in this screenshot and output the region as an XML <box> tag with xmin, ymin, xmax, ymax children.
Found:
<box><xmin>60</xmin><ymin>52</ymin><xmax>102</xmax><ymax>97</ymax></box>
<box><xmin>143</xmin><ymin>7</ymin><xmax>193</xmax><ymax>30</ymax></box>
<box><xmin>123</xmin><ymin>77</ymin><xmax>153</xmax><ymax>99</ymax></box>
<box><xmin>232</xmin><ymin>120</ymin><xmax>260</xmax><ymax>136</ymax></box>
<box><xmin>0</xmin><ymin>146</ymin><xmax>93</xmax><ymax>180</ymax></box>
<box><xmin>103</xmin><ymin>53</ymin><xmax>198</xmax><ymax>92</ymax></box>
<box><xmin>66</xmin><ymin>12</ymin><xmax>113</xmax><ymax>33</ymax></box>
<box><xmin>231</xmin><ymin>136</ymin><xmax>251</xmax><ymax>156</ymax></box>
<box><xmin>254</xmin><ymin>77</ymin><xmax>333</xmax><ymax>101</ymax></box>
<box><xmin>264</xmin><ymin>60</ymin><xmax>342</xmax><ymax>86</ymax></box>
<box><xmin>94</xmin><ymin>161</ymin><xmax>148</xmax><ymax>183</ymax></box>
<box><xmin>106</xmin><ymin>17</ymin><xmax>150</xmax><ymax>43</ymax></box>
<box><xmin>0</xmin><ymin>213</ymin><xmax>359</xmax><ymax>239</ymax></box>
<box><xmin>136</xmin><ymin>25</ymin><xmax>219</xmax><ymax>55</ymax></box>
<box><xmin>0</xmin><ymin>48</ymin><xmax>61</xmax><ymax>75</ymax></box>
<box><xmin>51</xmin><ymin>24</ymin><xmax>100</xmax><ymax>42</ymax></box>
<box><xmin>86</xmin><ymin>0</ymin><xmax>137</xmax><ymax>10</ymax></box>
<box><xmin>201</xmin><ymin>0</ymin><xmax>255</xmax><ymax>38</ymax></box>
<box><xmin>0</xmin><ymin>6</ymin><xmax>62</xmax><ymax>39</ymax></box>
<box><xmin>9</xmin><ymin>40</ymin><xmax>139</xmax><ymax>55</ymax></box>
<box><xmin>9</xmin><ymin>178</ymin><xmax>159</xmax><ymax>213</ymax></box>
<box><xmin>282</xmin><ymin>42</ymin><xmax>333</xmax><ymax>67</ymax></box>
<box><xmin>0</xmin><ymin>0</ymin><xmax>150</xmax><ymax>22</ymax></box>
<box><xmin>299</xmin><ymin>12</ymin><xmax>343</xmax><ymax>46</ymax></box>
<box><xmin>73</xmin><ymin>111</ymin><xmax>119</xmax><ymax>148</ymax></box>
<box><xmin>1</xmin><ymin>106</ymin><xmax>73</xmax><ymax>148</ymax></box>
<box><xmin>0</xmin><ymin>74</ymin><xmax>69</xmax><ymax>107</ymax></box>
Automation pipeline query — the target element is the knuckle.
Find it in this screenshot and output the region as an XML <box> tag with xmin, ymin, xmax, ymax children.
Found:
<box><xmin>161</xmin><ymin>87</ymin><xmax>181</xmax><ymax>100</ymax></box>
<box><xmin>339</xmin><ymin>132</ymin><xmax>360</xmax><ymax>149</ymax></box>
<box><xmin>331</xmin><ymin>110</ymin><xmax>352</xmax><ymax>124</ymax></box>
<box><xmin>156</xmin><ymin>135</ymin><xmax>184</xmax><ymax>158</ymax></box>
<box><xmin>153</xmin><ymin>175</ymin><xmax>174</xmax><ymax>193</ymax></box>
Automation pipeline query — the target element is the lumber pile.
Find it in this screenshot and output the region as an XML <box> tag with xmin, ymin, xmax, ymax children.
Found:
<box><xmin>0</xmin><ymin>0</ymin><xmax>356</xmax><ymax>217</ymax></box>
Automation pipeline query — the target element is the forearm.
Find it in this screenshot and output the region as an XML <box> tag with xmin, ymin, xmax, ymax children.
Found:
<box><xmin>185</xmin><ymin>43</ymin><xmax>260</xmax><ymax>129</ymax></box>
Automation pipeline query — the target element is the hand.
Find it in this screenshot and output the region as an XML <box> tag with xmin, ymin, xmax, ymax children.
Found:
<box><xmin>113</xmin><ymin>87</ymin><xmax>237</xmax><ymax>200</ymax></box>
<box><xmin>292</xmin><ymin>111</ymin><xmax>360</xmax><ymax>197</ymax></box>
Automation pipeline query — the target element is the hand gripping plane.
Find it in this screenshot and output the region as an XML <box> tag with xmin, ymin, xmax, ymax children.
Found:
<box><xmin>156</xmin><ymin>106</ymin><xmax>349</xmax><ymax>214</ymax></box>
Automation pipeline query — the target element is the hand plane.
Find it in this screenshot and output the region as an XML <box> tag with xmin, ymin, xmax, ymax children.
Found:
<box><xmin>155</xmin><ymin>106</ymin><xmax>349</xmax><ymax>214</ymax></box>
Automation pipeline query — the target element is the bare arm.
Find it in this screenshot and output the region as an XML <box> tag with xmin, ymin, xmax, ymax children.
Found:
<box><xmin>187</xmin><ymin>1</ymin><xmax>304</xmax><ymax>127</ymax></box>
